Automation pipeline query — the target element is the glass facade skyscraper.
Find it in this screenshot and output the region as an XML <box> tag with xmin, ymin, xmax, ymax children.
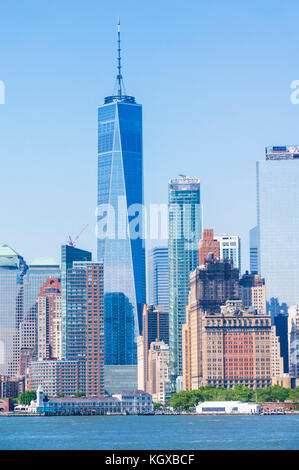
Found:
<box><xmin>168</xmin><ymin>177</ymin><xmax>202</xmax><ymax>388</ymax></box>
<box><xmin>148</xmin><ymin>247</ymin><xmax>169</xmax><ymax>314</ymax></box>
<box><xmin>0</xmin><ymin>246</ymin><xmax>60</xmax><ymax>377</ymax></box>
<box><xmin>97</xmin><ymin>26</ymin><xmax>146</xmax><ymax>370</ymax></box>
<box><xmin>0</xmin><ymin>245</ymin><xmax>27</xmax><ymax>377</ymax></box>
<box><xmin>257</xmin><ymin>146</ymin><xmax>299</xmax><ymax>311</ymax></box>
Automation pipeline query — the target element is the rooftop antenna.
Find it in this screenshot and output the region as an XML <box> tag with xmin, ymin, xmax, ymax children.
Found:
<box><xmin>117</xmin><ymin>17</ymin><xmax>122</xmax><ymax>99</ymax></box>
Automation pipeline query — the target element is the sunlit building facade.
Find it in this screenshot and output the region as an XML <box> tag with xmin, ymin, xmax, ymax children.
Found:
<box><xmin>96</xmin><ymin>26</ymin><xmax>146</xmax><ymax>395</ymax></box>
<box><xmin>257</xmin><ymin>146</ymin><xmax>299</xmax><ymax>310</ymax></box>
<box><xmin>168</xmin><ymin>176</ymin><xmax>202</xmax><ymax>388</ymax></box>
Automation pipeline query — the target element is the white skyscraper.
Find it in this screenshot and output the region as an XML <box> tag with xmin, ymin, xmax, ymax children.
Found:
<box><xmin>215</xmin><ymin>234</ymin><xmax>241</xmax><ymax>273</ymax></box>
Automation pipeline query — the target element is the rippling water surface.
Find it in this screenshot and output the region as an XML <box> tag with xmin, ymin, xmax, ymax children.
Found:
<box><xmin>0</xmin><ymin>415</ymin><xmax>298</xmax><ymax>450</ymax></box>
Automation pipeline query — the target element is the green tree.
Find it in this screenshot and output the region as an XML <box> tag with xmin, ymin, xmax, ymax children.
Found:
<box><xmin>74</xmin><ymin>392</ymin><xmax>85</xmax><ymax>397</ymax></box>
<box><xmin>268</xmin><ymin>385</ymin><xmax>289</xmax><ymax>402</ymax></box>
<box><xmin>153</xmin><ymin>402</ymin><xmax>162</xmax><ymax>411</ymax></box>
<box><xmin>255</xmin><ymin>388</ymin><xmax>271</xmax><ymax>404</ymax></box>
<box><xmin>232</xmin><ymin>385</ymin><xmax>253</xmax><ymax>402</ymax></box>
<box><xmin>56</xmin><ymin>393</ymin><xmax>65</xmax><ymax>398</ymax></box>
<box><xmin>18</xmin><ymin>390</ymin><xmax>36</xmax><ymax>405</ymax></box>
<box><xmin>287</xmin><ymin>387</ymin><xmax>299</xmax><ymax>402</ymax></box>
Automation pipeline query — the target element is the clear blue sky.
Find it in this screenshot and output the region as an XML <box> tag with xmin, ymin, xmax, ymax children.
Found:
<box><xmin>0</xmin><ymin>0</ymin><xmax>299</xmax><ymax>270</ymax></box>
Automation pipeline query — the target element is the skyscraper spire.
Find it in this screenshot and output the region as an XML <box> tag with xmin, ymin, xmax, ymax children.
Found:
<box><xmin>117</xmin><ymin>17</ymin><xmax>122</xmax><ymax>99</ymax></box>
<box><xmin>104</xmin><ymin>20</ymin><xmax>136</xmax><ymax>104</ymax></box>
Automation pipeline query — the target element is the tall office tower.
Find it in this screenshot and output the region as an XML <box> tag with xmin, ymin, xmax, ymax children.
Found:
<box><xmin>215</xmin><ymin>234</ymin><xmax>241</xmax><ymax>273</ymax></box>
<box><xmin>148</xmin><ymin>247</ymin><xmax>169</xmax><ymax>314</ymax></box>
<box><xmin>198</xmin><ymin>229</ymin><xmax>220</xmax><ymax>265</ymax></box>
<box><xmin>97</xmin><ymin>23</ymin><xmax>146</xmax><ymax>391</ymax></box>
<box><xmin>21</xmin><ymin>258</ymin><xmax>60</xmax><ymax>363</ymax></box>
<box><xmin>138</xmin><ymin>304</ymin><xmax>169</xmax><ymax>391</ymax></box>
<box><xmin>183</xmin><ymin>300</ymin><xmax>276</xmax><ymax>390</ymax></box>
<box><xmin>66</xmin><ymin>261</ymin><xmax>104</xmax><ymax>397</ymax></box>
<box><xmin>239</xmin><ymin>271</ymin><xmax>266</xmax><ymax>313</ymax></box>
<box><xmin>61</xmin><ymin>245</ymin><xmax>92</xmax><ymax>360</ymax></box>
<box><xmin>147</xmin><ymin>341</ymin><xmax>170</xmax><ymax>404</ymax></box>
<box><xmin>0</xmin><ymin>245</ymin><xmax>28</xmax><ymax>377</ymax></box>
<box><xmin>249</xmin><ymin>226</ymin><xmax>259</xmax><ymax>274</ymax></box>
<box><xmin>168</xmin><ymin>176</ymin><xmax>202</xmax><ymax>389</ymax></box>
<box><xmin>257</xmin><ymin>146</ymin><xmax>299</xmax><ymax>311</ymax></box>
<box><xmin>37</xmin><ymin>278</ymin><xmax>62</xmax><ymax>361</ymax></box>
<box><xmin>288</xmin><ymin>303</ymin><xmax>299</xmax><ymax>377</ymax></box>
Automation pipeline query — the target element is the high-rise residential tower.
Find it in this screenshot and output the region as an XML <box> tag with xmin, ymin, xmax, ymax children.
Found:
<box><xmin>96</xmin><ymin>23</ymin><xmax>146</xmax><ymax>391</ymax></box>
<box><xmin>257</xmin><ymin>146</ymin><xmax>299</xmax><ymax>311</ymax></box>
<box><xmin>168</xmin><ymin>176</ymin><xmax>202</xmax><ymax>389</ymax></box>
<box><xmin>37</xmin><ymin>278</ymin><xmax>62</xmax><ymax>361</ymax></box>
<box><xmin>66</xmin><ymin>261</ymin><xmax>105</xmax><ymax>397</ymax></box>
<box><xmin>61</xmin><ymin>244</ymin><xmax>92</xmax><ymax>360</ymax></box>
<box><xmin>148</xmin><ymin>247</ymin><xmax>169</xmax><ymax>314</ymax></box>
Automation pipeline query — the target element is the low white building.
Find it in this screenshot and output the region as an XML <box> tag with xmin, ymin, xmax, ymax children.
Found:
<box><xmin>196</xmin><ymin>401</ymin><xmax>261</xmax><ymax>414</ymax></box>
<box><xmin>15</xmin><ymin>385</ymin><xmax>153</xmax><ymax>415</ymax></box>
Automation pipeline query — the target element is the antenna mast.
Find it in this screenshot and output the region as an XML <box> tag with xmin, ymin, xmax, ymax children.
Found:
<box><xmin>117</xmin><ymin>17</ymin><xmax>122</xmax><ymax>99</ymax></box>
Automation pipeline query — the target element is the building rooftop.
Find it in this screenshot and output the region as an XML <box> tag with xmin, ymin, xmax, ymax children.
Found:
<box><xmin>265</xmin><ymin>146</ymin><xmax>299</xmax><ymax>160</ymax></box>
<box><xmin>30</xmin><ymin>257</ymin><xmax>59</xmax><ymax>268</ymax></box>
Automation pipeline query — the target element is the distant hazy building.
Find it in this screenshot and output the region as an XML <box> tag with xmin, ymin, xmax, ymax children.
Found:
<box><xmin>239</xmin><ymin>272</ymin><xmax>266</xmax><ymax>313</ymax></box>
<box><xmin>183</xmin><ymin>300</ymin><xmax>276</xmax><ymax>390</ymax></box>
<box><xmin>249</xmin><ymin>226</ymin><xmax>259</xmax><ymax>274</ymax></box>
<box><xmin>257</xmin><ymin>146</ymin><xmax>299</xmax><ymax>309</ymax></box>
<box><xmin>37</xmin><ymin>278</ymin><xmax>62</xmax><ymax>361</ymax></box>
<box><xmin>288</xmin><ymin>302</ymin><xmax>299</xmax><ymax>378</ymax></box>
<box><xmin>147</xmin><ymin>341</ymin><xmax>170</xmax><ymax>404</ymax></box>
<box><xmin>168</xmin><ymin>176</ymin><xmax>202</xmax><ymax>388</ymax></box>
<box><xmin>148</xmin><ymin>247</ymin><xmax>169</xmax><ymax>313</ymax></box>
<box><xmin>215</xmin><ymin>234</ymin><xmax>241</xmax><ymax>273</ymax></box>
<box><xmin>198</xmin><ymin>229</ymin><xmax>220</xmax><ymax>265</ymax></box>
<box><xmin>0</xmin><ymin>245</ymin><xmax>28</xmax><ymax>377</ymax></box>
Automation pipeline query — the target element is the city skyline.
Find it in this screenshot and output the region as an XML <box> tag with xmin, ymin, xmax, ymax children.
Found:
<box><xmin>2</xmin><ymin>1</ymin><xmax>299</xmax><ymax>270</ymax></box>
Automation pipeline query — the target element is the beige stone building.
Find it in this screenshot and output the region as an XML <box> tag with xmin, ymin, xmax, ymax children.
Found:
<box><xmin>239</xmin><ymin>273</ymin><xmax>266</xmax><ymax>314</ymax></box>
<box><xmin>147</xmin><ymin>341</ymin><xmax>170</xmax><ymax>404</ymax></box>
<box><xmin>183</xmin><ymin>299</ymin><xmax>284</xmax><ymax>390</ymax></box>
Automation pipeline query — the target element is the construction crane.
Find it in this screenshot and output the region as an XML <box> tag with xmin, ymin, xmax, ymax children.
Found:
<box><xmin>68</xmin><ymin>224</ymin><xmax>89</xmax><ymax>248</ymax></box>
